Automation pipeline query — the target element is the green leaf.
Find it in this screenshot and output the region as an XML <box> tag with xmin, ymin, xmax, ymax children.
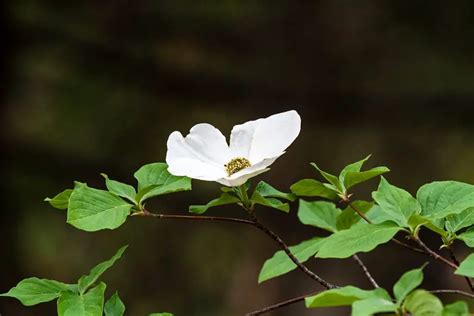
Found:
<box><xmin>417</xmin><ymin>181</ymin><xmax>474</xmax><ymax>221</ymax></box>
<box><xmin>352</xmin><ymin>298</ymin><xmax>398</xmax><ymax>316</ymax></box>
<box><xmin>305</xmin><ymin>286</ymin><xmax>391</xmax><ymax>308</ymax></box>
<box><xmin>0</xmin><ymin>278</ymin><xmax>77</xmax><ymax>306</ymax></box>
<box><xmin>455</xmin><ymin>253</ymin><xmax>474</xmax><ymax>277</ymax></box>
<box><xmin>393</xmin><ymin>266</ymin><xmax>425</xmax><ymax>303</ymax></box>
<box><xmin>134</xmin><ymin>162</ymin><xmax>191</xmax><ymax>190</ymax></box>
<box><xmin>101</xmin><ymin>174</ymin><xmax>136</xmax><ymax>204</ymax></box>
<box><xmin>251</xmin><ymin>193</ymin><xmax>290</xmax><ymax>212</ymax></box>
<box><xmin>403</xmin><ymin>290</ymin><xmax>443</xmax><ymax>316</ymax></box>
<box><xmin>311</xmin><ymin>163</ymin><xmax>343</xmax><ymax>192</ymax></box>
<box><xmin>57</xmin><ymin>282</ymin><xmax>106</xmax><ymax>316</ymax></box>
<box><xmin>336</xmin><ymin>201</ymin><xmax>374</xmax><ymax>231</ymax></box>
<box><xmin>104</xmin><ymin>292</ymin><xmax>125</xmax><ymax>316</ymax></box>
<box><xmin>297</xmin><ymin>200</ymin><xmax>341</xmax><ymax>232</ymax></box>
<box><xmin>67</xmin><ymin>183</ymin><xmax>132</xmax><ymax>232</ymax></box>
<box><xmin>148</xmin><ymin>313</ymin><xmax>174</xmax><ymax>316</ymax></box>
<box><xmin>339</xmin><ymin>155</ymin><xmax>371</xmax><ymax>181</ymax></box>
<box><xmin>443</xmin><ymin>301</ymin><xmax>470</xmax><ymax>316</ymax></box>
<box><xmin>316</xmin><ymin>222</ymin><xmax>402</xmax><ymax>259</ymax></box>
<box><xmin>189</xmin><ymin>193</ymin><xmax>240</xmax><ymax>214</ymax></box>
<box><xmin>78</xmin><ymin>245</ymin><xmax>128</xmax><ymax>294</ymax></box>
<box><xmin>445</xmin><ymin>208</ymin><xmax>474</xmax><ymax>233</ymax></box>
<box><xmin>290</xmin><ymin>179</ymin><xmax>338</xmax><ymax>200</ymax></box>
<box><xmin>253</xmin><ymin>181</ymin><xmax>296</xmax><ymax>201</ymax></box>
<box><xmin>458</xmin><ymin>227</ymin><xmax>474</xmax><ymax>247</ymax></box>
<box><xmin>372</xmin><ymin>177</ymin><xmax>421</xmax><ymax>227</ymax></box>
<box><xmin>45</xmin><ymin>189</ymin><xmax>73</xmax><ymax>210</ymax></box>
<box><xmin>258</xmin><ymin>237</ymin><xmax>324</xmax><ymax>283</ymax></box>
<box><xmin>343</xmin><ymin>167</ymin><xmax>390</xmax><ymax>191</ymax></box>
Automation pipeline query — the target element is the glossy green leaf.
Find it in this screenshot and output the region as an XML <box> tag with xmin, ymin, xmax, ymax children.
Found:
<box><xmin>78</xmin><ymin>245</ymin><xmax>128</xmax><ymax>294</ymax></box>
<box><xmin>258</xmin><ymin>237</ymin><xmax>324</xmax><ymax>283</ymax></box>
<box><xmin>297</xmin><ymin>200</ymin><xmax>341</xmax><ymax>232</ymax></box>
<box><xmin>336</xmin><ymin>201</ymin><xmax>374</xmax><ymax>231</ymax></box>
<box><xmin>344</xmin><ymin>167</ymin><xmax>390</xmax><ymax>190</ymax></box>
<box><xmin>0</xmin><ymin>278</ymin><xmax>77</xmax><ymax>306</ymax></box>
<box><xmin>45</xmin><ymin>189</ymin><xmax>73</xmax><ymax>210</ymax></box>
<box><xmin>305</xmin><ymin>286</ymin><xmax>391</xmax><ymax>308</ymax></box>
<box><xmin>316</xmin><ymin>222</ymin><xmax>402</xmax><ymax>259</ymax></box>
<box><xmin>352</xmin><ymin>297</ymin><xmax>398</xmax><ymax>316</ymax></box>
<box><xmin>102</xmin><ymin>174</ymin><xmax>136</xmax><ymax>204</ymax></box>
<box><xmin>417</xmin><ymin>181</ymin><xmax>474</xmax><ymax>221</ymax></box>
<box><xmin>455</xmin><ymin>253</ymin><xmax>474</xmax><ymax>277</ymax></box>
<box><xmin>253</xmin><ymin>181</ymin><xmax>295</xmax><ymax>201</ymax></box>
<box><xmin>445</xmin><ymin>208</ymin><xmax>474</xmax><ymax>233</ymax></box>
<box><xmin>372</xmin><ymin>177</ymin><xmax>421</xmax><ymax>227</ymax></box>
<box><xmin>442</xmin><ymin>301</ymin><xmax>470</xmax><ymax>316</ymax></box>
<box><xmin>403</xmin><ymin>290</ymin><xmax>443</xmax><ymax>316</ymax></box>
<box><xmin>290</xmin><ymin>179</ymin><xmax>338</xmax><ymax>200</ymax></box>
<box><xmin>393</xmin><ymin>266</ymin><xmax>425</xmax><ymax>303</ymax></box>
<box><xmin>339</xmin><ymin>155</ymin><xmax>371</xmax><ymax>181</ymax></box>
<box><xmin>251</xmin><ymin>193</ymin><xmax>290</xmax><ymax>212</ymax></box>
<box><xmin>67</xmin><ymin>183</ymin><xmax>132</xmax><ymax>232</ymax></box>
<box><xmin>311</xmin><ymin>163</ymin><xmax>343</xmax><ymax>192</ymax></box>
<box><xmin>57</xmin><ymin>282</ymin><xmax>105</xmax><ymax>316</ymax></box>
<box><xmin>458</xmin><ymin>227</ymin><xmax>474</xmax><ymax>247</ymax></box>
<box><xmin>189</xmin><ymin>193</ymin><xmax>240</xmax><ymax>214</ymax></box>
<box><xmin>104</xmin><ymin>292</ymin><xmax>125</xmax><ymax>316</ymax></box>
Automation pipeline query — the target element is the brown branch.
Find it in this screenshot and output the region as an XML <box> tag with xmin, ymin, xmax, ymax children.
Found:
<box><xmin>138</xmin><ymin>209</ymin><xmax>336</xmax><ymax>289</ymax></box>
<box><xmin>246</xmin><ymin>291</ymin><xmax>318</xmax><ymax>316</ymax></box>
<box><xmin>446</xmin><ymin>246</ymin><xmax>474</xmax><ymax>292</ymax></box>
<box><xmin>411</xmin><ymin>236</ymin><xmax>458</xmax><ymax>270</ymax></box>
<box><xmin>429</xmin><ymin>289</ymin><xmax>474</xmax><ymax>299</ymax></box>
<box><xmin>248</xmin><ymin>212</ymin><xmax>337</xmax><ymax>289</ymax></box>
<box><xmin>352</xmin><ymin>254</ymin><xmax>379</xmax><ymax>288</ymax></box>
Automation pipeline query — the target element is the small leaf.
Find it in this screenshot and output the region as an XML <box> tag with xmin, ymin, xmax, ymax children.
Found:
<box><xmin>253</xmin><ymin>181</ymin><xmax>296</xmax><ymax>201</ymax></box>
<box><xmin>134</xmin><ymin>162</ymin><xmax>190</xmax><ymax>190</ymax></box>
<box><xmin>455</xmin><ymin>253</ymin><xmax>474</xmax><ymax>277</ymax></box>
<box><xmin>344</xmin><ymin>166</ymin><xmax>390</xmax><ymax>191</ymax></box>
<box><xmin>189</xmin><ymin>193</ymin><xmax>240</xmax><ymax>214</ymax></box>
<box><xmin>104</xmin><ymin>292</ymin><xmax>125</xmax><ymax>316</ymax></box>
<box><xmin>290</xmin><ymin>179</ymin><xmax>338</xmax><ymax>200</ymax></box>
<box><xmin>339</xmin><ymin>155</ymin><xmax>371</xmax><ymax>181</ymax></box>
<box><xmin>297</xmin><ymin>200</ymin><xmax>341</xmax><ymax>232</ymax></box>
<box><xmin>102</xmin><ymin>174</ymin><xmax>136</xmax><ymax>204</ymax></box>
<box><xmin>45</xmin><ymin>189</ymin><xmax>73</xmax><ymax>210</ymax></box>
<box><xmin>352</xmin><ymin>298</ymin><xmax>398</xmax><ymax>316</ymax></box>
<box><xmin>316</xmin><ymin>222</ymin><xmax>402</xmax><ymax>259</ymax></box>
<box><xmin>403</xmin><ymin>289</ymin><xmax>443</xmax><ymax>316</ymax></box>
<box><xmin>258</xmin><ymin>237</ymin><xmax>324</xmax><ymax>283</ymax></box>
<box><xmin>311</xmin><ymin>163</ymin><xmax>343</xmax><ymax>192</ymax></box>
<box><xmin>458</xmin><ymin>227</ymin><xmax>474</xmax><ymax>247</ymax></box>
<box><xmin>445</xmin><ymin>208</ymin><xmax>474</xmax><ymax>233</ymax></box>
<box><xmin>251</xmin><ymin>193</ymin><xmax>290</xmax><ymax>212</ymax></box>
<box><xmin>336</xmin><ymin>201</ymin><xmax>373</xmax><ymax>231</ymax></box>
<box><xmin>393</xmin><ymin>265</ymin><xmax>425</xmax><ymax>303</ymax></box>
<box><xmin>443</xmin><ymin>301</ymin><xmax>470</xmax><ymax>316</ymax></box>
<box><xmin>148</xmin><ymin>313</ymin><xmax>174</xmax><ymax>316</ymax></box>
<box><xmin>67</xmin><ymin>183</ymin><xmax>132</xmax><ymax>232</ymax></box>
<box><xmin>0</xmin><ymin>278</ymin><xmax>77</xmax><ymax>306</ymax></box>
<box><xmin>78</xmin><ymin>245</ymin><xmax>128</xmax><ymax>294</ymax></box>
<box><xmin>57</xmin><ymin>282</ymin><xmax>106</xmax><ymax>316</ymax></box>
<box><xmin>417</xmin><ymin>181</ymin><xmax>474</xmax><ymax>221</ymax></box>
<box><xmin>305</xmin><ymin>286</ymin><xmax>391</xmax><ymax>308</ymax></box>
<box><xmin>372</xmin><ymin>177</ymin><xmax>421</xmax><ymax>227</ymax></box>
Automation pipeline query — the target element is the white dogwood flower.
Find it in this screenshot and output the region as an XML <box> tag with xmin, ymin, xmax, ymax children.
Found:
<box><xmin>166</xmin><ymin>110</ymin><xmax>301</xmax><ymax>187</ymax></box>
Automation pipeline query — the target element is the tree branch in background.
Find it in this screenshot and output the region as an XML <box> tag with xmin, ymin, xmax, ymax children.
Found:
<box><xmin>446</xmin><ymin>246</ymin><xmax>474</xmax><ymax>292</ymax></box>
<box><xmin>352</xmin><ymin>254</ymin><xmax>379</xmax><ymax>288</ymax></box>
<box><xmin>245</xmin><ymin>291</ymin><xmax>318</xmax><ymax>316</ymax></box>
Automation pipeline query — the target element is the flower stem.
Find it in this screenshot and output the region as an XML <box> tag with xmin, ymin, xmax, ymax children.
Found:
<box><xmin>238</xmin><ymin>184</ymin><xmax>252</xmax><ymax>210</ymax></box>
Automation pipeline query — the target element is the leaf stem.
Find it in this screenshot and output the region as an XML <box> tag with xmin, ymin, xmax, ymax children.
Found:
<box><xmin>429</xmin><ymin>289</ymin><xmax>474</xmax><ymax>299</ymax></box>
<box><xmin>445</xmin><ymin>246</ymin><xmax>474</xmax><ymax>292</ymax></box>
<box><xmin>352</xmin><ymin>254</ymin><xmax>379</xmax><ymax>288</ymax></box>
<box><xmin>246</xmin><ymin>291</ymin><xmax>318</xmax><ymax>316</ymax></box>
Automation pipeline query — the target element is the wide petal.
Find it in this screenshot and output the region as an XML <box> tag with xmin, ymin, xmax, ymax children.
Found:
<box><xmin>229</xmin><ymin>110</ymin><xmax>301</xmax><ymax>163</ymax></box>
<box><xmin>216</xmin><ymin>157</ymin><xmax>278</xmax><ymax>187</ymax></box>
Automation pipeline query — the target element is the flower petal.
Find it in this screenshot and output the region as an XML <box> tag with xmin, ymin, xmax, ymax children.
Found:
<box><xmin>229</xmin><ymin>110</ymin><xmax>301</xmax><ymax>163</ymax></box>
<box><xmin>167</xmin><ymin>157</ymin><xmax>226</xmax><ymax>181</ymax></box>
<box><xmin>216</xmin><ymin>157</ymin><xmax>278</xmax><ymax>187</ymax></box>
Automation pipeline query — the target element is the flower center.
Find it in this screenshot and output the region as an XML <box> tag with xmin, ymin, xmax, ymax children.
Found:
<box><xmin>224</xmin><ymin>157</ymin><xmax>252</xmax><ymax>176</ymax></box>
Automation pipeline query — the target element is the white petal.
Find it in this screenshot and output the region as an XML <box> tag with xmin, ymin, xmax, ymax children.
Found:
<box><xmin>167</xmin><ymin>157</ymin><xmax>226</xmax><ymax>181</ymax></box>
<box><xmin>216</xmin><ymin>157</ymin><xmax>278</xmax><ymax>187</ymax></box>
<box><xmin>229</xmin><ymin>110</ymin><xmax>301</xmax><ymax>163</ymax></box>
<box><xmin>166</xmin><ymin>123</ymin><xmax>231</xmax><ymax>167</ymax></box>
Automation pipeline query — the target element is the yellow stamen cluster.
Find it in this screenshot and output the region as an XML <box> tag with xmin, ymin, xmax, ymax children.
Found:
<box><xmin>224</xmin><ymin>157</ymin><xmax>252</xmax><ymax>176</ymax></box>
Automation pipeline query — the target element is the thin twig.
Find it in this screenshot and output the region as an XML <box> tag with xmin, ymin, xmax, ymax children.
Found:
<box><xmin>411</xmin><ymin>236</ymin><xmax>458</xmax><ymax>270</ymax></box>
<box><xmin>446</xmin><ymin>246</ymin><xmax>474</xmax><ymax>292</ymax></box>
<box><xmin>138</xmin><ymin>209</ymin><xmax>337</xmax><ymax>289</ymax></box>
<box><xmin>248</xmin><ymin>212</ymin><xmax>337</xmax><ymax>289</ymax></box>
<box><xmin>429</xmin><ymin>289</ymin><xmax>474</xmax><ymax>299</ymax></box>
<box><xmin>246</xmin><ymin>291</ymin><xmax>318</xmax><ymax>316</ymax></box>
<box><xmin>352</xmin><ymin>254</ymin><xmax>379</xmax><ymax>288</ymax></box>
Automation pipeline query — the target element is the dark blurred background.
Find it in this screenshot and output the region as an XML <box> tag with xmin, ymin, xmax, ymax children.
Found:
<box><xmin>2</xmin><ymin>1</ymin><xmax>474</xmax><ymax>315</ymax></box>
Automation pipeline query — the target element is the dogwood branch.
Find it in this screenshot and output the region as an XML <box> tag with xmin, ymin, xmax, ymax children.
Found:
<box><xmin>411</xmin><ymin>236</ymin><xmax>458</xmax><ymax>270</ymax></box>
<box><xmin>446</xmin><ymin>246</ymin><xmax>474</xmax><ymax>292</ymax></box>
<box><xmin>246</xmin><ymin>291</ymin><xmax>318</xmax><ymax>315</ymax></box>
<box><xmin>352</xmin><ymin>254</ymin><xmax>379</xmax><ymax>288</ymax></box>
<box><xmin>137</xmin><ymin>209</ymin><xmax>336</xmax><ymax>289</ymax></box>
